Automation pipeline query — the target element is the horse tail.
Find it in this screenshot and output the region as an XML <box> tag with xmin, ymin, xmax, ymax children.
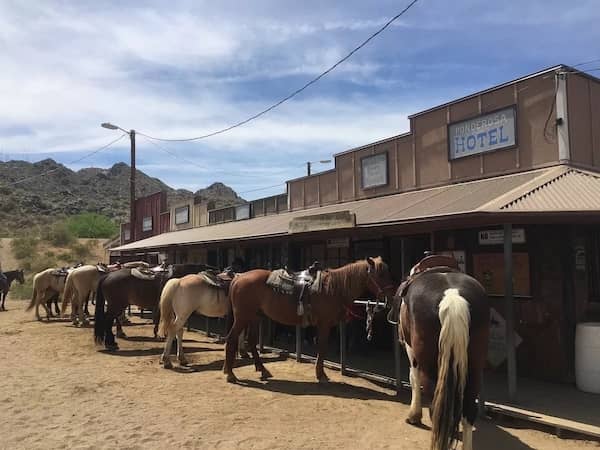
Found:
<box><xmin>430</xmin><ymin>288</ymin><xmax>470</xmax><ymax>450</ymax></box>
<box><xmin>26</xmin><ymin>275</ymin><xmax>38</xmax><ymax>311</ymax></box>
<box><xmin>94</xmin><ymin>278</ymin><xmax>107</xmax><ymax>345</ymax></box>
<box><xmin>61</xmin><ymin>273</ymin><xmax>75</xmax><ymax>315</ymax></box>
<box><xmin>158</xmin><ymin>278</ymin><xmax>179</xmax><ymax>337</ymax></box>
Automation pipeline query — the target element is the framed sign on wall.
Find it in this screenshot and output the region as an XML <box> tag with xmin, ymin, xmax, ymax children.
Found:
<box><xmin>174</xmin><ymin>205</ymin><xmax>190</xmax><ymax>225</ymax></box>
<box><xmin>142</xmin><ymin>216</ymin><xmax>153</xmax><ymax>232</ymax></box>
<box><xmin>361</xmin><ymin>152</ymin><xmax>388</xmax><ymax>189</ymax></box>
<box><xmin>448</xmin><ymin>105</ymin><xmax>517</xmax><ymax>160</ymax></box>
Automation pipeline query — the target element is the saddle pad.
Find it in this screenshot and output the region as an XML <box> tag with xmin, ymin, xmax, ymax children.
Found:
<box><xmin>199</xmin><ymin>271</ymin><xmax>224</xmax><ymax>288</ymax></box>
<box><xmin>123</xmin><ymin>261</ymin><xmax>150</xmax><ymax>269</ymax></box>
<box><xmin>131</xmin><ymin>267</ymin><xmax>156</xmax><ymax>280</ymax></box>
<box><xmin>309</xmin><ymin>270</ymin><xmax>323</xmax><ymax>294</ymax></box>
<box><xmin>96</xmin><ymin>264</ymin><xmax>108</xmax><ymax>273</ymax></box>
<box><xmin>266</xmin><ymin>269</ymin><xmax>294</xmax><ymax>295</ymax></box>
<box><xmin>50</xmin><ymin>269</ymin><xmax>69</xmax><ymax>277</ymax></box>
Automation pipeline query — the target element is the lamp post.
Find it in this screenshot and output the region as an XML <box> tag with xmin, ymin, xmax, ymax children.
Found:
<box><xmin>101</xmin><ymin>122</ymin><xmax>136</xmax><ymax>242</ymax></box>
<box><xmin>306</xmin><ymin>159</ymin><xmax>331</xmax><ymax>176</ymax></box>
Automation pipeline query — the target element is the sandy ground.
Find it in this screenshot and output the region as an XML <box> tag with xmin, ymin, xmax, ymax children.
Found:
<box><xmin>0</xmin><ymin>304</ymin><xmax>598</xmax><ymax>450</ymax></box>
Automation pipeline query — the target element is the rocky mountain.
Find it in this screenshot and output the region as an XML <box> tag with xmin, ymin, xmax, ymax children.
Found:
<box><xmin>0</xmin><ymin>159</ymin><xmax>244</xmax><ymax>235</ymax></box>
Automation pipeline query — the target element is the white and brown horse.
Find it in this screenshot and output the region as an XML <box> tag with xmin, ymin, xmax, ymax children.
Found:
<box><xmin>398</xmin><ymin>269</ymin><xmax>489</xmax><ymax>450</ymax></box>
<box><xmin>26</xmin><ymin>268</ymin><xmax>68</xmax><ymax>320</ymax></box>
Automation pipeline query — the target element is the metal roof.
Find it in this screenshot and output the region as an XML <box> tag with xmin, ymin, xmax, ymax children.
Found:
<box><xmin>112</xmin><ymin>165</ymin><xmax>600</xmax><ymax>252</ymax></box>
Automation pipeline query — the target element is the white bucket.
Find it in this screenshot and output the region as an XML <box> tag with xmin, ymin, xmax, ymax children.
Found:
<box><xmin>575</xmin><ymin>322</ymin><xmax>600</xmax><ymax>394</ymax></box>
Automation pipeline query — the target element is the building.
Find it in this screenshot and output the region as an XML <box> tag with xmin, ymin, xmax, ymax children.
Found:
<box><xmin>110</xmin><ymin>64</ymin><xmax>600</xmax><ymax>384</ymax></box>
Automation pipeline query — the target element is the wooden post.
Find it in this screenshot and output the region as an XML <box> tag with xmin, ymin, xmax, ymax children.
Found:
<box><xmin>295</xmin><ymin>324</ymin><xmax>302</xmax><ymax>362</ymax></box>
<box><xmin>393</xmin><ymin>323</ymin><xmax>402</xmax><ymax>395</ymax></box>
<box><xmin>504</xmin><ymin>223</ymin><xmax>517</xmax><ymax>400</ymax></box>
<box><xmin>339</xmin><ymin>321</ymin><xmax>347</xmax><ymax>375</ymax></box>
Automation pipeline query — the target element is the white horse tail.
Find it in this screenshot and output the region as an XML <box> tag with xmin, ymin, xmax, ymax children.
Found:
<box><xmin>159</xmin><ymin>278</ymin><xmax>179</xmax><ymax>337</ymax></box>
<box><xmin>26</xmin><ymin>277</ymin><xmax>38</xmax><ymax>311</ymax></box>
<box><xmin>61</xmin><ymin>273</ymin><xmax>75</xmax><ymax>314</ymax></box>
<box><xmin>430</xmin><ymin>288</ymin><xmax>470</xmax><ymax>450</ymax></box>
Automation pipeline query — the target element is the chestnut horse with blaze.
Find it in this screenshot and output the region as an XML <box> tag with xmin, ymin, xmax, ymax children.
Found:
<box><xmin>223</xmin><ymin>257</ymin><xmax>396</xmax><ymax>383</ymax></box>
<box><xmin>398</xmin><ymin>269</ymin><xmax>489</xmax><ymax>450</ymax></box>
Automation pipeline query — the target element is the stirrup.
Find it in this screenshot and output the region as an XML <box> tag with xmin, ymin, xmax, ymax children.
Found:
<box><xmin>297</xmin><ymin>302</ymin><xmax>304</xmax><ymax>316</ymax></box>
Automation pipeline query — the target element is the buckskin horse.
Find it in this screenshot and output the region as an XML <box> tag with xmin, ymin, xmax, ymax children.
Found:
<box><xmin>223</xmin><ymin>257</ymin><xmax>395</xmax><ymax>383</ymax></box>
<box><xmin>0</xmin><ymin>269</ymin><xmax>25</xmax><ymax>310</ymax></box>
<box><xmin>397</xmin><ymin>255</ymin><xmax>489</xmax><ymax>450</ymax></box>
<box><xmin>27</xmin><ymin>268</ymin><xmax>69</xmax><ymax>320</ymax></box>
<box><xmin>94</xmin><ymin>264</ymin><xmax>210</xmax><ymax>351</ymax></box>
<box><xmin>158</xmin><ymin>270</ymin><xmax>235</xmax><ymax>369</ymax></box>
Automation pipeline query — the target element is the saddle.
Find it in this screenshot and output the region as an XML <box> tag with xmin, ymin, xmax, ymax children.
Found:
<box><xmin>122</xmin><ymin>261</ymin><xmax>150</xmax><ymax>269</ymax></box>
<box><xmin>266</xmin><ymin>261</ymin><xmax>323</xmax><ymax>321</ymax></box>
<box><xmin>131</xmin><ymin>267</ymin><xmax>157</xmax><ymax>281</ymax></box>
<box><xmin>96</xmin><ymin>262</ymin><xmax>121</xmax><ymax>273</ymax></box>
<box><xmin>50</xmin><ymin>267</ymin><xmax>70</xmax><ymax>277</ymax></box>
<box><xmin>397</xmin><ymin>254</ymin><xmax>460</xmax><ymax>299</ymax></box>
<box><xmin>199</xmin><ymin>270</ymin><xmax>235</xmax><ymax>292</ymax></box>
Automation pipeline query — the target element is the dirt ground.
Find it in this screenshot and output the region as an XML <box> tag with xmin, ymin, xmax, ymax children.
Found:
<box><xmin>0</xmin><ymin>305</ymin><xmax>598</xmax><ymax>450</ymax></box>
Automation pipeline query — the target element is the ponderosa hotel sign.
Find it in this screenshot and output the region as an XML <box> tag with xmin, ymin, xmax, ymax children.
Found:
<box><xmin>448</xmin><ymin>106</ymin><xmax>517</xmax><ymax>160</ymax></box>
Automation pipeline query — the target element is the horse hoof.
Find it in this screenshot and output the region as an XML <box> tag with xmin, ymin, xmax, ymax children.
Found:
<box><xmin>106</xmin><ymin>344</ymin><xmax>119</xmax><ymax>352</ymax></box>
<box><xmin>317</xmin><ymin>376</ymin><xmax>329</xmax><ymax>384</ymax></box>
<box><xmin>179</xmin><ymin>359</ymin><xmax>189</xmax><ymax>367</ymax></box>
<box><xmin>163</xmin><ymin>360</ymin><xmax>173</xmax><ymax>369</ymax></box>
<box><xmin>405</xmin><ymin>416</ymin><xmax>422</xmax><ymax>426</ymax></box>
<box><xmin>260</xmin><ymin>370</ymin><xmax>273</xmax><ymax>380</ymax></box>
<box><xmin>226</xmin><ymin>373</ymin><xmax>238</xmax><ymax>384</ymax></box>
<box><xmin>116</xmin><ymin>332</ymin><xmax>127</xmax><ymax>339</ymax></box>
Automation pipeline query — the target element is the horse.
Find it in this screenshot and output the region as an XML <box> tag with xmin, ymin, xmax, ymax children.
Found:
<box><xmin>0</xmin><ymin>269</ymin><xmax>25</xmax><ymax>310</ymax></box>
<box><xmin>26</xmin><ymin>268</ymin><xmax>69</xmax><ymax>320</ymax></box>
<box><xmin>93</xmin><ymin>264</ymin><xmax>209</xmax><ymax>350</ymax></box>
<box><xmin>398</xmin><ymin>267</ymin><xmax>489</xmax><ymax>450</ymax></box>
<box><xmin>61</xmin><ymin>264</ymin><xmax>113</xmax><ymax>326</ymax></box>
<box><xmin>223</xmin><ymin>256</ymin><xmax>396</xmax><ymax>383</ymax></box>
<box><xmin>158</xmin><ymin>273</ymin><xmax>232</xmax><ymax>368</ymax></box>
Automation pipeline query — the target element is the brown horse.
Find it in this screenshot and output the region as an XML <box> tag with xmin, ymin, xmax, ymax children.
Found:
<box><xmin>398</xmin><ymin>270</ymin><xmax>489</xmax><ymax>450</ymax></box>
<box><xmin>223</xmin><ymin>256</ymin><xmax>396</xmax><ymax>383</ymax></box>
<box><xmin>0</xmin><ymin>269</ymin><xmax>25</xmax><ymax>310</ymax></box>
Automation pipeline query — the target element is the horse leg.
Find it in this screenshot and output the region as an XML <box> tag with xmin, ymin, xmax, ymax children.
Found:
<box><xmin>78</xmin><ymin>293</ymin><xmax>89</xmax><ymax>327</ymax></box>
<box><xmin>104</xmin><ymin>312</ymin><xmax>119</xmax><ymax>351</ymax></box>
<box><xmin>405</xmin><ymin>343</ymin><xmax>423</xmax><ymax>425</ymax></box>
<box><xmin>53</xmin><ymin>296</ymin><xmax>60</xmax><ymax>316</ymax></box>
<box><xmin>246</xmin><ymin>321</ymin><xmax>272</xmax><ymax>380</ymax></box>
<box><xmin>175</xmin><ymin>323</ymin><xmax>188</xmax><ymax>366</ymax></box>
<box><xmin>83</xmin><ymin>294</ymin><xmax>90</xmax><ymax>317</ymax></box>
<box><xmin>223</xmin><ymin>318</ymin><xmax>248</xmax><ymax>383</ymax></box>
<box><xmin>152</xmin><ymin>306</ymin><xmax>161</xmax><ymax>340</ymax></box>
<box><xmin>1</xmin><ymin>292</ymin><xmax>5</xmax><ymax>310</ymax></box>
<box><xmin>160</xmin><ymin>328</ymin><xmax>176</xmax><ymax>369</ymax></box>
<box><xmin>115</xmin><ymin>315</ymin><xmax>126</xmax><ymax>338</ymax></box>
<box><xmin>41</xmin><ymin>291</ymin><xmax>53</xmax><ymax>321</ymax></box>
<box><xmin>315</xmin><ymin>324</ymin><xmax>331</xmax><ymax>383</ymax></box>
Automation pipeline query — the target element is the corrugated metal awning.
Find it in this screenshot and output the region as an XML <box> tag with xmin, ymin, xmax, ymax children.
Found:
<box><xmin>111</xmin><ymin>165</ymin><xmax>600</xmax><ymax>252</ymax></box>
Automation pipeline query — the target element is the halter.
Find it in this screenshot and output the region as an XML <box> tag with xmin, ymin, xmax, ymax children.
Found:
<box><xmin>366</xmin><ymin>266</ymin><xmax>395</xmax><ymax>304</ymax></box>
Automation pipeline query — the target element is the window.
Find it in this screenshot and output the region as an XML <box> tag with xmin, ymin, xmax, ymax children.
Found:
<box><xmin>123</xmin><ymin>228</ymin><xmax>131</xmax><ymax>241</ymax></box>
<box><xmin>142</xmin><ymin>216</ymin><xmax>153</xmax><ymax>232</ymax></box>
<box><xmin>175</xmin><ymin>206</ymin><xmax>190</xmax><ymax>225</ymax></box>
<box><xmin>235</xmin><ymin>204</ymin><xmax>250</xmax><ymax>220</ymax></box>
<box><xmin>361</xmin><ymin>152</ymin><xmax>388</xmax><ymax>189</ymax></box>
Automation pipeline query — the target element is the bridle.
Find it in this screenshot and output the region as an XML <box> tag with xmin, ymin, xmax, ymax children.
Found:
<box><xmin>366</xmin><ymin>266</ymin><xmax>395</xmax><ymax>305</ymax></box>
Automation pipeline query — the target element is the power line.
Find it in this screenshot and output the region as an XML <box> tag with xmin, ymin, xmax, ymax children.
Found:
<box><xmin>238</xmin><ymin>183</ymin><xmax>287</xmax><ymax>195</ymax></box>
<box><xmin>572</xmin><ymin>59</ymin><xmax>600</xmax><ymax>67</ymax></box>
<box><xmin>0</xmin><ymin>133</ymin><xmax>127</xmax><ymax>188</ymax></box>
<box><xmin>138</xmin><ymin>0</ymin><xmax>420</xmax><ymax>142</ymax></box>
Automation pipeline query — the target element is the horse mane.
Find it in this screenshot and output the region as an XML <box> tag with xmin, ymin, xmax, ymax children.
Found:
<box><xmin>324</xmin><ymin>257</ymin><xmax>386</xmax><ymax>300</ymax></box>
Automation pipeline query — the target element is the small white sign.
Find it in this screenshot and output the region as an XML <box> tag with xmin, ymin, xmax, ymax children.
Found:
<box><xmin>326</xmin><ymin>237</ymin><xmax>350</xmax><ymax>248</ymax></box>
<box><xmin>478</xmin><ymin>228</ymin><xmax>525</xmax><ymax>245</ymax></box>
<box><xmin>441</xmin><ymin>250</ymin><xmax>466</xmax><ymax>272</ymax></box>
<box><xmin>361</xmin><ymin>152</ymin><xmax>388</xmax><ymax>189</ymax></box>
<box><xmin>488</xmin><ymin>308</ymin><xmax>522</xmax><ymax>367</ymax></box>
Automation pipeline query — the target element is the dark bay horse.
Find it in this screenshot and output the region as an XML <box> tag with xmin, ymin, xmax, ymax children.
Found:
<box><xmin>398</xmin><ymin>271</ymin><xmax>489</xmax><ymax>450</ymax></box>
<box><xmin>224</xmin><ymin>257</ymin><xmax>396</xmax><ymax>383</ymax></box>
<box><xmin>94</xmin><ymin>264</ymin><xmax>209</xmax><ymax>351</ymax></box>
<box><xmin>0</xmin><ymin>269</ymin><xmax>25</xmax><ymax>310</ymax></box>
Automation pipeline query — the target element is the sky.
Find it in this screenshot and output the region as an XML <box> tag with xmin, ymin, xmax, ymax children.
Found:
<box><xmin>1</xmin><ymin>0</ymin><xmax>599</xmax><ymax>199</ymax></box>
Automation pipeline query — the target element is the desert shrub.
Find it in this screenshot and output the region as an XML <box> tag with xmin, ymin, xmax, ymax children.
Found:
<box><xmin>65</xmin><ymin>213</ymin><xmax>118</xmax><ymax>238</ymax></box>
<box><xmin>43</xmin><ymin>222</ymin><xmax>75</xmax><ymax>246</ymax></box>
<box><xmin>9</xmin><ymin>277</ymin><xmax>33</xmax><ymax>300</ymax></box>
<box><xmin>10</xmin><ymin>237</ymin><xmax>39</xmax><ymax>261</ymax></box>
<box><xmin>69</xmin><ymin>241</ymin><xmax>92</xmax><ymax>260</ymax></box>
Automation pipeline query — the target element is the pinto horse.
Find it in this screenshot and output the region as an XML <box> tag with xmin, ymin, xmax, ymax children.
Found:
<box><xmin>0</xmin><ymin>269</ymin><xmax>25</xmax><ymax>310</ymax></box>
<box><xmin>398</xmin><ymin>270</ymin><xmax>489</xmax><ymax>450</ymax></box>
<box><xmin>223</xmin><ymin>257</ymin><xmax>396</xmax><ymax>383</ymax></box>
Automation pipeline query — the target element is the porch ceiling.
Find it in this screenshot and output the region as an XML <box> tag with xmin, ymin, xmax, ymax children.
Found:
<box><xmin>111</xmin><ymin>165</ymin><xmax>600</xmax><ymax>252</ymax></box>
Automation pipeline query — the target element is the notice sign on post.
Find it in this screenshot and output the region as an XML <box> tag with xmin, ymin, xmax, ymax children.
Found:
<box><xmin>448</xmin><ymin>106</ymin><xmax>516</xmax><ymax>159</ymax></box>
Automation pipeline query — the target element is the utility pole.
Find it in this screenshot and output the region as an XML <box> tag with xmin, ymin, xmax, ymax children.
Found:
<box><xmin>306</xmin><ymin>161</ymin><xmax>311</xmax><ymax>176</ymax></box>
<box><xmin>129</xmin><ymin>130</ymin><xmax>136</xmax><ymax>242</ymax></box>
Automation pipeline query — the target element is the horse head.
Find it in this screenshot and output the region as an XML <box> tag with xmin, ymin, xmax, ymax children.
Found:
<box><xmin>17</xmin><ymin>269</ymin><xmax>25</xmax><ymax>284</ymax></box>
<box><xmin>366</xmin><ymin>256</ymin><xmax>396</xmax><ymax>304</ymax></box>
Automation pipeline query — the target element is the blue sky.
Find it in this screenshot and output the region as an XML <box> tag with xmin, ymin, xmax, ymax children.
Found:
<box><xmin>1</xmin><ymin>0</ymin><xmax>599</xmax><ymax>199</ymax></box>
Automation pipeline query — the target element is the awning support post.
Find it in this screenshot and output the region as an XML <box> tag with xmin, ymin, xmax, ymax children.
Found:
<box><xmin>339</xmin><ymin>321</ymin><xmax>347</xmax><ymax>375</ymax></box>
<box><xmin>504</xmin><ymin>223</ymin><xmax>517</xmax><ymax>400</ymax></box>
<box><xmin>295</xmin><ymin>324</ymin><xmax>302</xmax><ymax>362</ymax></box>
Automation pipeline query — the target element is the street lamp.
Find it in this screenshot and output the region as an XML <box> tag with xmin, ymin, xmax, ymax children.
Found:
<box><xmin>101</xmin><ymin>122</ymin><xmax>136</xmax><ymax>242</ymax></box>
<box><xmin>306</xmin><ymin>159</ymin><xmax>331</xmax><ymax>176</ymax></box>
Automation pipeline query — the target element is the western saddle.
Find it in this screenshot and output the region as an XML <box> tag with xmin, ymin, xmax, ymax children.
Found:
<box><xmin>397</xmin><ymin>252</ymin><xmax>460</xmax><ymax>299</ymax></box>
<box><xmin>266</xmin><ymin>261</ymin><xmax>322</xmax><ymax>317</ymax></box>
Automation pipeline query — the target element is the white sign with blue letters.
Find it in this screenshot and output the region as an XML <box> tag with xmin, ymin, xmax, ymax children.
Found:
<box><xmin>448</xmin><ymin>106</ymin><xmax>516</xmax><ymax>160</ymax></box>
